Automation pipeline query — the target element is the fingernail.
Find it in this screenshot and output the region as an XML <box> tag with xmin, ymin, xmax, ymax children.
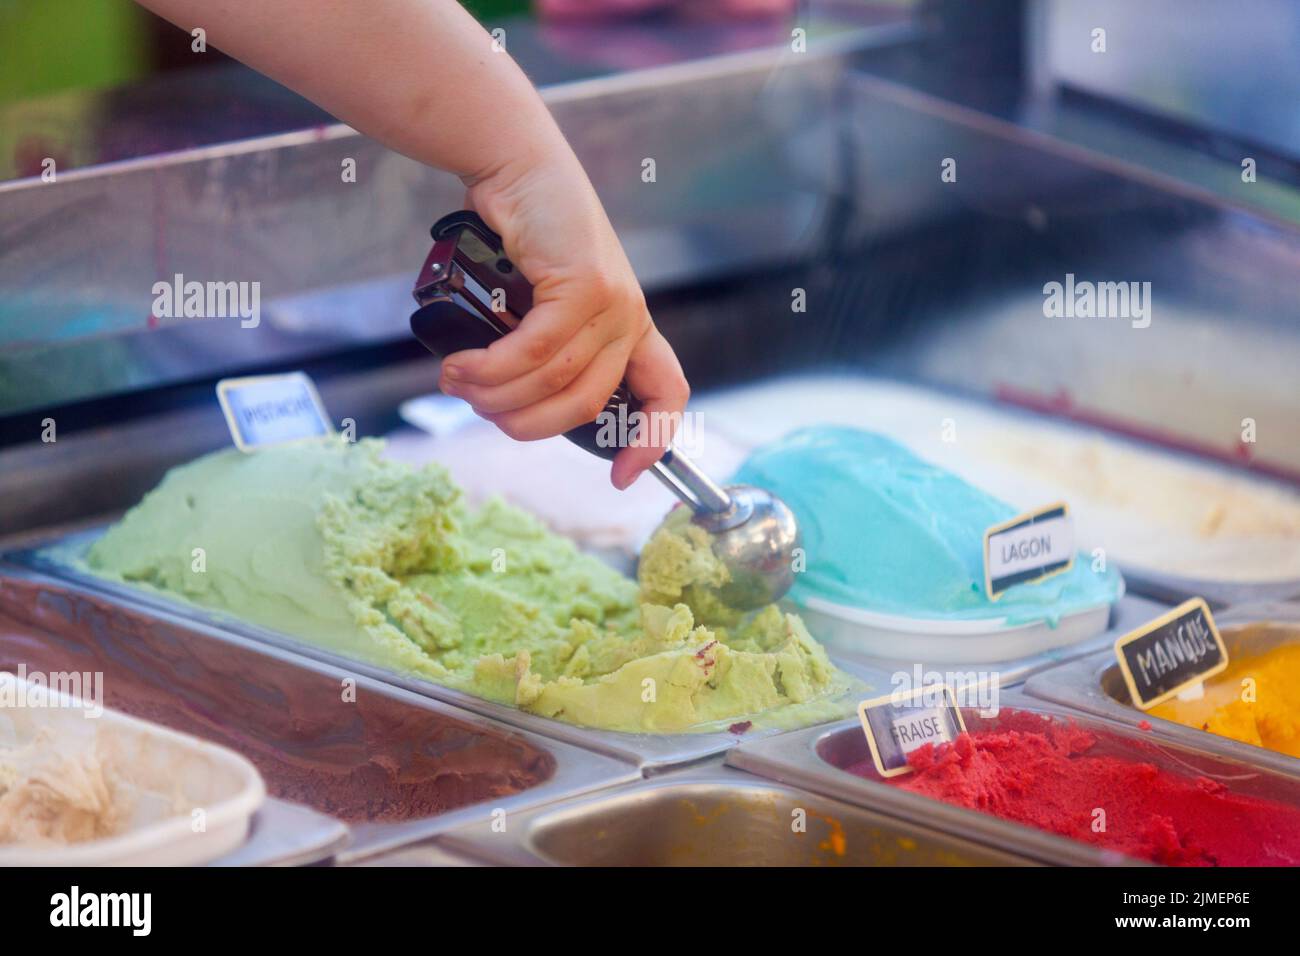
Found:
<box><xmin>442</xmin><ymin>363</ymin><xmax>463</xmax><ymax>380</ymax></box>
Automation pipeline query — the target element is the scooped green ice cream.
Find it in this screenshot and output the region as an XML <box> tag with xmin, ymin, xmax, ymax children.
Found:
<box><xmin>85</xmin><ymin>438</ymin><xmax>853</xmax><ymax>733</ymax></box>
<box><xmin>637</xmin><ymin>506</ymin><xmax>745</xmax><ymax>632</ymax></box>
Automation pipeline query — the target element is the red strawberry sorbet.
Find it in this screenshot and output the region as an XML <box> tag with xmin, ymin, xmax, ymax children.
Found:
<box><xmin>845</xmin><ymin>710</ymin><xmax>1300</xmax><ymax>866</ymax></box>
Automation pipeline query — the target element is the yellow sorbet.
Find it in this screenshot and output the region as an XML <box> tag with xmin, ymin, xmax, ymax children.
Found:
<box><xmin>1147</xmin><ymin>633</ymin><xmax>1300</xmax><ymax>758</ymax></box>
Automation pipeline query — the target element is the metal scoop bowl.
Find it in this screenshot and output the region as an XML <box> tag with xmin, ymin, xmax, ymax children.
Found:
<box><xmin>648</xmin><ymin>452</ymin><xmax>801</xmax><ymax>610</ymax></box>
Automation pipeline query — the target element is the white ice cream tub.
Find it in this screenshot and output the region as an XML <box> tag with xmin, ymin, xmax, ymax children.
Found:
<box><xmin>0</xmin><ymin>672</ymin><xmax>264</xmax><ymax>866</ymax></box>
<box><xmin>798</xmin><ymin>597</ymin><xmax>1117</xmax><ymax>664</ymax></box>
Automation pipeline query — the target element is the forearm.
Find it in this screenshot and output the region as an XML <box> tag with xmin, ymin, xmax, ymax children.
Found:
<box><xmin>137</xmin><ymin>0</ymin><xmax>565</xmax><ymax>183</ymax></box>
<box><xmin>139</xmin><ymin>0</ymin><xmax>688</xmax><ymax>481</ymax></box>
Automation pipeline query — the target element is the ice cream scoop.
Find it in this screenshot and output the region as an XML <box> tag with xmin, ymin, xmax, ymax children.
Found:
<box><xmin>409</xmin><ymin>210</ymin><xmax>800</xmax><ymax>609</ymax></box>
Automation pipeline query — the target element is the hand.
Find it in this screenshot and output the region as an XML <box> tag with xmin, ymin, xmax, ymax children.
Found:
<box><xmin>132</xmin><ymin>0</ymin><xmax>690</xmax><ymax>489</ymax></box>
<box><xmin>438</xmin><ymin>146</ymin><xmax>689</xmax><ymax>490</ymax></box>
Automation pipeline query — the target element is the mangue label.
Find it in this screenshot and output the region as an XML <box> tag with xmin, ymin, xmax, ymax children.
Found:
<box><xmin>1114</xmin><ymin>597</ymin><xmax>1228</xmax><ymax>709</ymax></box>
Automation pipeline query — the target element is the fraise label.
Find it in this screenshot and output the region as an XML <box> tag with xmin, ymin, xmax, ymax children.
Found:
<box><xmin>857</xmin><ymin>684</ymin><xmax>966</xmax><ymax>778</ymax></box>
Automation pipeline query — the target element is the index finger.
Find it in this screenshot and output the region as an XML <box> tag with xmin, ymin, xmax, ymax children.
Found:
<box><xmin>441</xmin><ymin>294</ymin><xmax>605</xmax><ymax>388</ymax></box>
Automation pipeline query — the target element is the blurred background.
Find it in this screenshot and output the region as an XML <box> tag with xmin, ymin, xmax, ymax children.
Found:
<box><xmin>2</xmin><ymin>0</ymin><xmax>1299</xmax><ymax>549</ymax></box>
<box><xmin>0</xmin><ymin>1</ymin><xmax>531</xmax><ymax>104</ymax></box>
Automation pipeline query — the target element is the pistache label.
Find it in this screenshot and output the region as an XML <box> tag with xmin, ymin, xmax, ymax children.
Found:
<box><xmin>1114</xmin><ymin>598</ymin><xmax>1228</xmax><ymax>710</ymax></box>
<box><xmin>983</xmin><ymin>502</ymin><xmax>1074</xmax><ymax>600</ymax></box>
<box><xmin>857</xmin><ymin>685</ymin><xmax>967</xmax><ymax>779</ymax></box>
<box><xmin>217</xmin><ymin>372</ymin><xmax>333</xmax><ymax>452</ymax></box>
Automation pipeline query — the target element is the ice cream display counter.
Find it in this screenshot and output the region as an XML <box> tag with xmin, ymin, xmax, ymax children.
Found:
<box><xmin>3</xmin><ymin>1</ymin><xmax>1300</xmax><ymax>878</ymax></box>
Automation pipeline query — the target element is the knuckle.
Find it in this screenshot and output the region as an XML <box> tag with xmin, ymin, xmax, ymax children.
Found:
<box><xmin>580</xmin><ymin>391</ymin><xmax>610</xmax><ymax>423</ymax></box>
<box><xmin>627</xmin><ymin>284</ymin><xmax>649</xmax><ymax>319</ymax></box>
<box><xmin>589</xmin><ymin>273</ymin><xmax>646</xmax><ymax>322</ymax></box>
<box><xmin>523</xmin><ymin>332</ymin><xmax>557</xmax><ymax>365</ymax></box>
<box><xmin>542</xmin><ymin>363</ymin><xmax>572</xmax><ymax>394</ymax></box>
<box><xmin>584</xmin><ymin>270</ymin><xmax>620</xmax><ymax>305</ymax></box>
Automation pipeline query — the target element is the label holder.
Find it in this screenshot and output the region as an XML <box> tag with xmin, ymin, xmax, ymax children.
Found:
<box><xmin>857</xmin><ymin>685</ymin><xmax>967</xmax><ymax>779</ymax></box>
<box><xmin>1113</xmin><ymin>597</ymin><xmax>1229</xmax><ymax>710</ymax></box>
<box><xmin>983</xmin><ymin>501</ymin><xmax>1074</xmax><ymax>601</ymax></box>
<box><xmin>216</xmin><ymin>372</ymin><xmax>334</xmax><ymax>452</ymax></box>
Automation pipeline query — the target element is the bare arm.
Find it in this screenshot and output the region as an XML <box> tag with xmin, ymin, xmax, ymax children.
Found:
<box><xmin>140</xmin><ymin>0</ymin><xmax>557</xmax><ymax>180</ymax></box>
<box><xmin>139</xmin><ymin>0</ymin><xmax>689</xmax><ymax>488</ymax></box>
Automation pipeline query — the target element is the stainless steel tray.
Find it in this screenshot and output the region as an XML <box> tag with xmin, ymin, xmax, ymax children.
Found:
<box><xmin>352</xmin><ymin>842</ymin><xmax>482</xmax><ymax>867</ymax></box>
<box><xmin>0</xmin><ymin>568</ymin><xmax>639</xmax><ymax>864</ymax></box>
<box><xmin>1023</xmin><ymin>603</ymin><xmax>1300</xmax><ymax>779</ymax></box>
<box><xmin>827</xmin><ymin>594</ymin><xmax>1171</xmax><ymax>690</ymax></box>
<box><xmin>211</xmin><ymin>798</ymin><xmax>351</xmax><ymax>867</ymax></box>
<box><xmin>431</xmin><ymin>763</ymin><xmax>1037</xmax><ymax>866</ymax></box>
<box><xmin>728</xmin><ymin>691</ymin><xmax>1300</xmax><ymax>866</ymax></box>
<box><xmin>5</xmin><ymin>533</ymin><xmax>885</xmax><ymax>771</ymax></box>
<box><xmin>1115</xmin><ymin>568</ymin><xmax>1300</xmax><ymax>612</ymax></box>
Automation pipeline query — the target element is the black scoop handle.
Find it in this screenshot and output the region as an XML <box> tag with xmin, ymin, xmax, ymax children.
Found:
<box><xmin>410</xmin><ymin>211</ymin><xmax>640</xmax><ymax>461</ymax></box>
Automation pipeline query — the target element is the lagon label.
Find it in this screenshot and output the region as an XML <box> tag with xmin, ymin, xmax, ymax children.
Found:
<box><xmin>984</xmin><ymin>502</ymin><xmax>1074</xmax><ymax>599</ymax></box>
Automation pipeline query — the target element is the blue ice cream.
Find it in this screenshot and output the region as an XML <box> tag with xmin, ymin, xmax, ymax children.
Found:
<box><xmin>731</xmin><ymin>427</ymin><xmax>1123</xmax><ymax>625</ymax></box>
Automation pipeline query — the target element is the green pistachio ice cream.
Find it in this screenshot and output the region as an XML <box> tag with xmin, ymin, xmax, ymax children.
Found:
<box><xmin>85</xmin><ymin>438</ymin><xmax>853</xmax><ymax>733</ymax></box>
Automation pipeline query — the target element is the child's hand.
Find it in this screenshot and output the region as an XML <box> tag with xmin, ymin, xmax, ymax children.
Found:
<box><xmin>133</xmin><ymin>0</ymin><xmax>691</xmax><ymax>489</ymax></box>
<box><xmin>439</xmin><ymin>147</ymin><xmax>689</xmax><ymax>490</ymax></box>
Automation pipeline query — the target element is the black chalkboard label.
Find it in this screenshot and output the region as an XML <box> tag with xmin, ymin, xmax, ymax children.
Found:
<box><xmin>1113</xmin><ymin>598</ymin><xmax>1228</xmax><ymax>709</ymax></box>
<box><xmin>857</xmin><ymin>685</ymin><xmax>967</xmax><ymax>778</ymax></box>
